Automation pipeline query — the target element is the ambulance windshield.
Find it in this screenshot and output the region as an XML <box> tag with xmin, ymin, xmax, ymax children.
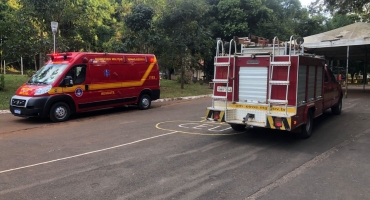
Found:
<box><xmin>28</xmin><ymin>63</ymin><xmax>69</xmax><ymax>85</ymax></box>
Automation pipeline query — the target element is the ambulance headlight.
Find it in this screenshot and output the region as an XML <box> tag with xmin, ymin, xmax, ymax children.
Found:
<box><xmin>35</xmin><ymin>85</ymin><xmax>52</xmax><ymax>95</ymax></box>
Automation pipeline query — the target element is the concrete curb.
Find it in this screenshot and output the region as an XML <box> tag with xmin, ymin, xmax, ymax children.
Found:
<box><xmin>152</xmin><ymin>94</ymin><xmax>212</xmax><ymax>102</ymax></box>
<box><xmin>1</xmin><ymin>94</ymin><xmax>212</xmax><ymax>114</ymax></box>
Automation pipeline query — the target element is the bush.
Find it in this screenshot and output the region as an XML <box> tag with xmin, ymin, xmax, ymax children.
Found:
<box><xmin>0</xmin><ymin>74</ymin><xmax>4</xmax><ymax>91</ymax></box>
<box><xmin>199</xmin><ymin>79</ymin><xmax>204</xmax><ymax>85</ymax></box>
<box><xmin>26</xmin><ymin>69</ymin><xmax>35</xmax><ymax>77</ymax></box>
<box><xmin>192</xmin><ymin>77</ymin><xmax>197</xmax><ymax>84</ymax></box>
<box><xmin>176</xmin><ymin>72</ymin><xmax>193</xmax><ymax>84</ymax></box>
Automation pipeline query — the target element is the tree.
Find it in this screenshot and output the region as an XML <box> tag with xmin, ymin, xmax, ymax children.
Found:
<box><xmin>123</xmin><ymin>3</ymin><xmax>158</xmax><ymax>53</ymax></box>
<box><xmin>326</xmin><ymin>13</ymin><xmax>361</xmax><ymax>30</ymax></box>
<box><xmin>324</xmin><ymin>0</ymin><xmax>369</xmax><ymax>18</ymax></box>
<box><xmin>157</xmin><ymin>0</ymin><xmax>213</xmax><ymax>88</ymax></box>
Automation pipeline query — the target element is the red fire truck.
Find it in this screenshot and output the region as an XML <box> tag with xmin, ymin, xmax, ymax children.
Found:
<box><xmin>10</xmin><ymin>52</ymin><xmax>160</xmax><ymax>122</ymax></box>
<box><xmin>206</xmin><ymin>36</ymin><xmax>342</xmax><ymax>138</ymax></box>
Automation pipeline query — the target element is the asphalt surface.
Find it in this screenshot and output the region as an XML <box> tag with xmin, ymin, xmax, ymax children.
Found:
<box><xmin>0</xmin><ymin>87</ymin><xmax>369</xmax><ymax>200</ymax></box>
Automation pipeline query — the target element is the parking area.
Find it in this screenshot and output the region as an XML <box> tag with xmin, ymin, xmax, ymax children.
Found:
<box><xmin>0</xmin><ymin>87</ymin><xmax>370</xmax><ymax>199</ymax></box>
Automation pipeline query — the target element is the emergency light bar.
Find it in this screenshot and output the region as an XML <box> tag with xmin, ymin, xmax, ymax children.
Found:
<box><xmin>47</xmin><ymin>53</ymin><xmax>72</xmax><ymax>61</ymax></box>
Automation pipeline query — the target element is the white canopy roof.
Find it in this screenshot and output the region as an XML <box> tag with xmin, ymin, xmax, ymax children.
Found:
<box><xmin>302</xmin><ymin>22</ymin><xmax>370</xmax><ymax>59</ymax></box>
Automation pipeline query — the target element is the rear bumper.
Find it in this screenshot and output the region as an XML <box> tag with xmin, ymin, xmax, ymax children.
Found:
<box><xmin>206</xmin><ymin>107</ymin><xmax>292</xmax><ymax>131</ymax></box>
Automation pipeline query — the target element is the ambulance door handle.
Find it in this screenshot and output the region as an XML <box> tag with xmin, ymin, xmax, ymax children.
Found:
<box><xmin>85</xmin><ymin>85</ymin><xmax>89</xmax><ymax>91</ymax></box>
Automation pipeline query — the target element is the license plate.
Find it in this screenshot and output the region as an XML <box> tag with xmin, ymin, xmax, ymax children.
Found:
<box><xmin>217</xmin><ymin>86</ymin><xmax>232</xmax><ymax>92</ymax></box>
<box><xmin>14</xmin><ymin>109</ymin><xmax>21</xmax><ymax>114</ymax></box>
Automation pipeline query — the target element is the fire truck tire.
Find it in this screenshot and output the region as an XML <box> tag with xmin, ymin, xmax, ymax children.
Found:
<box><xmin>299</xmin><ymin>110</ymin><xmax>313</xmax><ymax>139</ymax></box>
<box><xmin>138</xmin><ymin>94</ymin><xmax>151</xmax><ymax>110</ymax></box>
<box><xmin>331</xmin><ymin>98</ymin><xmax>342</xmax><ymax>115</ymax></box>
<box><xmin>49</xmin><ymin>102</ymin><xmax>70</xmax><ymax>122</ymax></box>
<box><xmin>230</xmin><ymin>123</ymin><xmax>246</xmax><ymax>131</ymax></box>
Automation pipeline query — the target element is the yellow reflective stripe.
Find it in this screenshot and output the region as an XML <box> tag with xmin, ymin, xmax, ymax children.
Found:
<box><xmin>267</xmin><ymin>116</ymin><xmax>275</xmax><ymax>129</ymax></box>
<box><xmin>49</xmin><ymin>58</ymin><xmax>157</xmax><ymax>93</ymax></box>
<box><xmin>286</xmin><ymin>118</ymin><xmax>292</xmax><ymax>129</ymax></box>
<box><xmin>219</xmin><ymin>111</ymin><xmax>225</xmax><ymax>122</ymax></box>
<box><xmin>228</xmin><ymin>103</ymin><xmax>296</xmax><ymax>113</ymax></box>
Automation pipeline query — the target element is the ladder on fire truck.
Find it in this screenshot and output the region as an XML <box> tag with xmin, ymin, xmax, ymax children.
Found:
<box><xmin>268</xmin><ymin>36</ymin><xmax>296</xmax><ymax>115</ymax></box>
<box><xmin>211</xmin><ymin>38</ymin><xmax>238</xmax><ymax>109</ymax></box>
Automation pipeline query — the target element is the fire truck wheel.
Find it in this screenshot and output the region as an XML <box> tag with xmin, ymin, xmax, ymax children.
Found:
<box><xmin>49</xmin><ymin>102</ymin><xmax>70</xmax><ymax>122</ymax></box>
<box><xmin>331</xmin><ymin>98</ymin><xmax>342</xmax><ymax>115</ymax></box>
<box><xmin>138</xmin><ymin>94</ymin><xmax>151</xmax><ymax>110</ymax></box>
<box><xmin>230</xmin><ymin>123</ymin><xmax>246</xmax><ymax>131</ymax></box>
<box><xmin>299</xmin><ymin>110</ymin><xmax>313</xmax><ymax>139</ymax></box>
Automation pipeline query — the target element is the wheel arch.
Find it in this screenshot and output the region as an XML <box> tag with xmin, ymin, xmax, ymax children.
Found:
<box><xmin>43</xmin><ymin>95</ymin><xmax>76</xmax><ymax>117</ymax></box>
<box><xmin>138</xmin><ymin>88</ymin><xmax>153</xmax><ymax>101</ymax></box>
<box><xmin>303</xmin><ymin>104</ymin><xmax>316</xmax><ymax>124</ymax></box>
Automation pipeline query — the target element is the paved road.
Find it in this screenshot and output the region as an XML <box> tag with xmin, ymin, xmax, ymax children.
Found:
<box><xmin>0</xmin><ymin>88</ymin><xmax>369</xmax><ymax>200</ymax></box>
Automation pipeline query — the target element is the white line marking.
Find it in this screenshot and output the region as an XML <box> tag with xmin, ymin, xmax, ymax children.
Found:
<box><xmin>0</xmin><ymin>132</ymin><xmax>178</xmax><ymax>175</ymax></box>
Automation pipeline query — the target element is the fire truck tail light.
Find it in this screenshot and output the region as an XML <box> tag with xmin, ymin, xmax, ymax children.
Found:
<box><xmin>149</xmin><ymin>57</ymin><xmax>155</xmax><ymax>63</ymax></box>
<box><xmin>274</xmin><ymin>117</ymin><xmax>283</xmax><ymax>127</ymax></box>
<box><xmin>213</xmin><ymin>111</ymin><xmax>220</xmax><ymax>120</ymax></box>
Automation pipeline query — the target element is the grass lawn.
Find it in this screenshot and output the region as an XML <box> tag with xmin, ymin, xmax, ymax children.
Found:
<box><xmin>0</xmin><ymin>74</ymin><xmax>30</xmax><ymax>110</ymax></box>
<box><xmin>0</xmin><ymin>75</ymin><xmax>212</xmax><ymax>110</ymax></box>
<box><xmin>160</xmin><ymin>79</ymin><xmax>212</xmax><ymax>98</ymax></box>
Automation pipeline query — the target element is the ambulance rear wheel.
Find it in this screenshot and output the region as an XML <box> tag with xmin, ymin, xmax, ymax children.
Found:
<box><xmin>298</xmin><ymin>110</ymin><xmax>313</xmax><ymax>139</ymax></box>
<box><xmin>138</xmin><ymin>94</ymin><xmax>151</xmax><ymax>110</ymax></box>
<box><xmin>49</xmin><ymin>102</ymin><xmax>70</xmax><ymax>122</ymax></box>
<box><xmin>230</xmin><ymin>123</ymin><xmax>246</xmax><ymax>131</ymax></box>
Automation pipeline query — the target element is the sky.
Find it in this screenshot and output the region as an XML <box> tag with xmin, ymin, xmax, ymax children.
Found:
<box><xmin>300</xmin><ymin>0</ymin><xmax>313</xmax><ymax>7</ymax></box>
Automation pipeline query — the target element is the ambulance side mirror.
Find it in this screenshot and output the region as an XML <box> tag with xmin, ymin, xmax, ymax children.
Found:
<box><xmin>64</xmin><ymin>76</ymin><xmax>73</xmax><ymax>87</ymax></box>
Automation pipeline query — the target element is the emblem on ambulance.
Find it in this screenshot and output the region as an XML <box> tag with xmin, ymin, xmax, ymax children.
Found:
<box><xmin>104</xmin><ymin>69</ymin><xmax>110</xmax><ymax>77</ymax></box>
<box><xmin>75</xmin><ymin>88</ymin><xmax>83</xmax><ymax>97</ymax></box>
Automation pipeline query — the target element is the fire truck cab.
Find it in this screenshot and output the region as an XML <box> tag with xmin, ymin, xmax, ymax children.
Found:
<box><xmin>206</xmin><ymin>36</ymin><xmax>342</xmax><ymax>138</ymax></box>
<box><xmin>10</xmin><ymin>52</ymin><xmax>160</xmax><ymax>122</ymax></box>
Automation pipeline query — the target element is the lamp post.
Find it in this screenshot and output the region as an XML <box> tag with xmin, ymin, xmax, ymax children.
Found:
<box><xmin>51</xmin><ymin>21</ymin><xmax>58</xmax><ymax>53</ymax></box>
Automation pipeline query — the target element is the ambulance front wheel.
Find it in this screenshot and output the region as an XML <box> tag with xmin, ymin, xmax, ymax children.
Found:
<box><xmin>49</xmin><ymin>102</ymin><xmax>71</xmax><ymax>122</ymax></box>
<box><xmin>138</xmin><ymin>94</ymin><xmax>151</xmax><ymax>110</ymax></box>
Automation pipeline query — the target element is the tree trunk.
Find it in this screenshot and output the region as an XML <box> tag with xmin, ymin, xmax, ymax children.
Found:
<box><xmin>34</xmin><ymin>55</ymin><xmax>37</xmax><ymax>71</ymax></box>
<box><xmin>181</xmin><ymin>66</ymin><xmax>185</xmax><ymax>89</ymax></box>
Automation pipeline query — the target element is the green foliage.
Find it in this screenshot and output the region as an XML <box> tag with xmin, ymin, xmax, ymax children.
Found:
<box><xmin>157</xmin><ymin>0</ymin><xmax>213</xmax><ymax>87</ymax></box>
<box><xmin>0</xmin><ymin>0</ymin><xmax>364</xmax><ymax>89</ymax></box>
<box><xmin>326</xmin><ymin>14</ymin><xmax>359</xmax><ymax>30</ymax></box>
<box><xmin>125</xmin><ymin>4</ymin><xmax>154</xmax><ymax>32</ymax></box>
<box><xmin>0</xmin><ymin>74</ymin><xmax>4</xmax><ymax>91</ymax></box>
<box><xmin>0</xmin><ymin>75</ymin><xmax>29</xmax><ymax>110</ymax></box>
<box><xmin>26</xmin><ymin>69</ymin><xmax>35</xmax><ymax>77</ymax></box>
<box><xmin>324</xmin><ymin>0</ymin><xmax>369</xmax><ymax>18</ymax></box>
<box><xmin>176</xmin><ymin>71</ymin><xmax>193</xmax><ymax>84</ymax></box>
<box><xmin>192</xmin><ymin>77</ymin><xmax>197</xmax><ymax>84</ymax></box>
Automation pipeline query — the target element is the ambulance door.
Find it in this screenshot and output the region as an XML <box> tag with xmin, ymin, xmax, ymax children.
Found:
<box><xmin>89</xmin><ymin>61</ymin><xmax>120</xmax><ymax>107</ymax></box>
<box><xmin>110</xmin><ymin>63</ymin><xmax>134</xmax><ymax>101</ymax></box>
<box><xmin>62</xmin><ymin>65</ymin><xmax>94</xmax><ymax>110</ymax></box>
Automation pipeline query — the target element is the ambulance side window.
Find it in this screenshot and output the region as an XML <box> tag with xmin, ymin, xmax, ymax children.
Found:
<box><xmin>74</xmin><ymin>65</ymin><xmax>86</xmax><ymax>84</ymax></box>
